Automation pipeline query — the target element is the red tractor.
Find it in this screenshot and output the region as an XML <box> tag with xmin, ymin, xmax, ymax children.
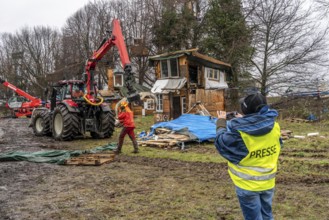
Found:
<box><xmin>30</xmin><ymin>19</ymin><xmax>140</xmax><ymax>141</ymax></box>
<box><xmin>0</xmin><ymin>78</ymin><xmax>43</xmax><ymax>118</ymax></box>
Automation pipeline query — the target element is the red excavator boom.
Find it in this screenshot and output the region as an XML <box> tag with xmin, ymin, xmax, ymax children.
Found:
<box><xmin>84</xmin><ymin>19</ymin><xmax>139</xmax><ymax>103</ymax></box>
<box><xmin>0</xmin><ymin>78</ymin><xmax>42</xmax><ymax>117</ymax></box>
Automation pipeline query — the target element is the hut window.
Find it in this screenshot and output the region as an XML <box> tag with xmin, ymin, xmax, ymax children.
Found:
<box><xmin>160</xmin><ymin>58</ymin><xmax>179</xmax><ymax>78</ymax></box>
<box><xmin>114</xmin><ymin>74</ymin><xmax>123</xmax><ymax>87</ymax></box>
<box><xmin>145</xmin><ymin>99</ymin><xmax>155</xmax><ymax>110</ymax></box>
<box><xmin>206</xmin><ymin>68</ymin><xmax>220</xmax><ymax>81</ymax></box>
<box><xmin>156</xmin><ymin>94</ymin><xmax>163</xmax><ymax>112</ymax></box>
<box><xmin>170</xmin><ymin>58</ymin><xmax>178</xmax><ymax>77</ymax></box>
<box><xmin>160</xmin><ymin>60</ymin><xmax>169</xmax><ymax>78</ymax></box>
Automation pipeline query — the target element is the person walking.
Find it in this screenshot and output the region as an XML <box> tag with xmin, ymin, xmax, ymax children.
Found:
<box><xmin>214</xmin><ymin>92</ymin><xmax>282</xmax><ymax>220</ymax></box>
<box><xmin>114</xmin><ymin>101</ymin><xmax>139</xmax><ymax>154</ymax></box>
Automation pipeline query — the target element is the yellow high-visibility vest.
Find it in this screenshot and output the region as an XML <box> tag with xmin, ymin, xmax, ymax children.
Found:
<box><xmin>228</xmin><ymin>122</ymin><xmax>281</xmax><ymax>191</ymax></box>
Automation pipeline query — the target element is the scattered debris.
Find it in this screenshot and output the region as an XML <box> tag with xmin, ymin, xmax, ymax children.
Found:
<box><xmin>138</xmin><ymin>128</ymin><xmax>193</xmax><ymax>148</ymax></box>
<box><xmin>307</xmin><ymin>132</ymin><xmax>319</xmax><ymax>137</ymax></box>
<box><xmin>186</xmin><ymin>101</ymin><xmax>211</xmax><ymax>116</ymax></box>
<box><xmin>284</xmin><ymin>118</ymin><xmax>310</xmax><ymax>123</ymax></box>
<box><xmin>281</xmin><ymin>130</ymin><xmax>293</xmax><ymax>140</ymax></box>
<box><xmin>138</xmin><ymin>114</ymin><xmax>217</xmax><ymax>149</ymax></box>
<box><xmin>281</xmin><ymin>130</ymin><xmax>322</xmax><ymax>140</ymax></box>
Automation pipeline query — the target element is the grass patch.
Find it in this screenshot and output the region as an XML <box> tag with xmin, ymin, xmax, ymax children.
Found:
<box><xmin>69</xmin><ymin>116</ymin><xmax>329</xmax><ymax>172</ymax></box>
<box><xmin>124</xmin><ymin>145</ymin><xmax>226</xmax><ymax>163</ymax></box>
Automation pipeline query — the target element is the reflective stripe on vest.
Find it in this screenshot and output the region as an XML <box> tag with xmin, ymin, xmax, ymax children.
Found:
<box><xmin>228</xmin><ymin>166</ymin><xmax>276</xmax><ymax>181</ymax></box>
<box><xmin>228</xmin><ymin>122</ymin><xmax>281</xmax><ymax>191</ymax></box>
<box><xmin>235</xmin><ymin>164</ymin><xmax>273</xmax><ymax>173</ymax></box>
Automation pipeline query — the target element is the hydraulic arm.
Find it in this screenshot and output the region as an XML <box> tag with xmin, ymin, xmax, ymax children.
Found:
<box><xmin>0</xmin><ymin>78</ymin><xmax>39</xmax><ymax>102</ymax></box>
<box><xmin>0</xmin><ymin>77</ymin><xmax>42</xmax><ymax>117</ymax></box>
<box><xmin>85</xmin><ymin>19</ymin><xmax>140</xmax><ymax>103</ymax></box>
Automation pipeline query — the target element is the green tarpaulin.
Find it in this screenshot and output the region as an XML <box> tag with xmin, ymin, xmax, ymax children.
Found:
<box><xmin>0</xmin><ymin>143</ymin><xmax>117</xmax><ymax>165</ymax></box>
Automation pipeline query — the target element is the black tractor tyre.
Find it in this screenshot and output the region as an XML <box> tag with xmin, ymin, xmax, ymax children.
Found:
<box><xmin>105</xmin><ymin>110</ymin><xmax>116</xmax><ymax>138</ymax></box>
<box><xmin>90</xmin><ymin>110</ymin><xmax>115</xmax><ymax>139</ymax></box>
<box><xmin>32</xmin><ymin>110</ymin><xmax>52</xmax><ymax>136</ymax></box>
<box><xmin>52</xmin><ymin>105</ymin><xmax>79</xmax><ymax>141</ymax></box>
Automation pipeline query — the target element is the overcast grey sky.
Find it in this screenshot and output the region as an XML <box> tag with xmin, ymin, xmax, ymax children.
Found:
<box><xmin>0</xmin><ymin>0</ymin><xmax>92</xmax><ymax>34</ymax></box>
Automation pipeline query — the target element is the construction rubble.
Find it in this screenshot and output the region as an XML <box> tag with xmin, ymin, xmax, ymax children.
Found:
<box><xmin>138</xmin><ymin>114</ymin><xmax>217</xmax><ymax>149</ymax></box>
<box><xmin>138</xmin><ymin>127</ymin><xmax>192</xmax><ymax>148</ymax></box>
<box><xmin>138</xmin><ymin>114</ymin><xmax>323</xmax><ymax>148</ymax></box>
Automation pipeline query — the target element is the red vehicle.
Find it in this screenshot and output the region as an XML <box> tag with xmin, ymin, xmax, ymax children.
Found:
<box><xmin>0</xmin><ymin>78</ymin><xmax>43</xmax><ymax>118</ymax></box>
<box><xmin>30</xmin><ymin>19</ymin><xmax>140</xmax><ymax>141</ymax></box>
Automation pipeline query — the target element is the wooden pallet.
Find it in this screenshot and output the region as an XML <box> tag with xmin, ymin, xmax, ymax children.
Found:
<box><xmin>64</xmin><ymin>153</ymin><xmax>115</xmax><ymax>166</ymax></box>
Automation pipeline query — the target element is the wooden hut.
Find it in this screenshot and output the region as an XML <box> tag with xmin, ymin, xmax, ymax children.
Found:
<box><xmin>149</xmin><ymin>48</ymin><xmax>232</xmax><ymax>122</ymax></box>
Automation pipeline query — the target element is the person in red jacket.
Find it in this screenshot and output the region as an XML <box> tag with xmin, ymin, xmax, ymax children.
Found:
<box><xmin>114</xmin><ymin>101</ymin><xmax>139</xmax><ymax>154</ymax></box>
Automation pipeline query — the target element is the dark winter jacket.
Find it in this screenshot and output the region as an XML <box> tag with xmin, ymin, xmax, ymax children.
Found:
<box><xmin>215</xmin><ymin>105</ymin><xmax>282</xmax><ymax>164</ymax></box>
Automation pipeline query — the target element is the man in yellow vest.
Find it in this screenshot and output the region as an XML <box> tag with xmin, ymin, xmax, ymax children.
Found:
<box><xmin>215</xmin><ymin>92</ymin><xmax>282</xmax><ymax>220</ymax></box>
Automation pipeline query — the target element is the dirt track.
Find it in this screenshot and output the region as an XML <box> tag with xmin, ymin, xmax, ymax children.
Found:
<box><xmin>0</xmin><ymin>118</ymin><xmax>328</xmax><ymax>219</ymax></box>
<box><xmin>0</xmin><ymin>118</ymin><xmax>231</xmax><ymax>220</ymax></box>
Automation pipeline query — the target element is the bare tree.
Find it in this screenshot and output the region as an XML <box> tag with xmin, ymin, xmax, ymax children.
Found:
<box><xmin>314</xmin><ymin>0</ymin><xmax>329</xmax><ymax>16</ymax></box>
<box><xmin>0</xmin><ymin>33</ymin><xmax>16</xmax><ymax>98</ymax></box>
<box><xmin>245</xmin><ymin>0</ymin><xmax>329</xmax><ymax>96</ymax></box>
<box><xmin>62</xmin><ymin>1</ymin><xmax>140</xmax><ymax>86</ymax></box>
<box><xmin>61</xmin><ymin>0</ymin><xmax>161</xmax><ymax>88</ymax></box>
<box><xmin>16</xmin><ymin>27</ymin><xmax>62</xmax><ymax>95</ymax></box>
<box><xmin>123</xmin><ymin>0</ymin><xmax>160</xmax><ymax>87</ymax></box>
<box><xmin>0</xmin><ymin>28</ymin><xmax>61</xmax><ymax>97</ymax></box>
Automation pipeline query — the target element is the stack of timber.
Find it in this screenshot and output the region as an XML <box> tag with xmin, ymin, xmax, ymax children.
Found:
<box><xmin>64</xmin><ymin>153</ymin><xmax>115</xmax><ymax>166</ymax></box>
<box><xmin>138</xmin><ymin>128</ymin><xmax>193</xmax><ymax>148</ymax></box>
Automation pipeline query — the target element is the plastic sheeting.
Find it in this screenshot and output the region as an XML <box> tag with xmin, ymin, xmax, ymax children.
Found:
<box><xmin>151</xmin><ymin>78</ymin><xmax>187</xmax><ymax>94</ymax></box>
<box><xmin>205</xmin><ymin>77</ymin><xmax>228</xmax><ymax>89</ymax></box>
<box><xmin>150</xmin><ymin>114</ymin><xmax>217</xmax><ymax>142</ymax></box>
<box><xmin>0</xmin><ymin>143</ymin><xmax>117</xmax><ymax>165</ymax></box>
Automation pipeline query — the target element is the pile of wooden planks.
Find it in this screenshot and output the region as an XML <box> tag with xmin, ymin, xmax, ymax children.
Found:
<box><xmin>64</xmin><ymin>153</ymin><xmax>115</xmax><ymax>166</ymax></box>
<box><xmin>138</xmin><ymin>128</ymin><xmax>193</xmax><ymax>148</ymax></box>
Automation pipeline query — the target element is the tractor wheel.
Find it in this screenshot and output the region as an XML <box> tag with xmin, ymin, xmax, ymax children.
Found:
<box><xmin>90</xmin><ymin>110</ymin><xmax>115</xmax><ymax>139</ymax></box>
<box><xmin>105</xmin><ymin>110</ymin><xmax>116</xmax><ymax>138</ymax></box>
<box><xmin>32</xmin><ymin>110</ymin><xmax>51</xmax><ymax>136</ymax></box>
<box><xmin>52</xmin><ymin>105</ymin><xmax>79</xmax><ymax>141</ymax></box>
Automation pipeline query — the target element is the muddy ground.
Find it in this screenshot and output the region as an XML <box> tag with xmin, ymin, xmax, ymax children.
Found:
<box><xmin>0</xmin><ymin>118</ymin><xmax>328</xmax><ymax>220</ymax></box>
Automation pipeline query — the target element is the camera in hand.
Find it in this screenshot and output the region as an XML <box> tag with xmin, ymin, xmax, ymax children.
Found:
<box><xmin>226</xmin><ymin>111</ymin><xmax>238</xmax><ymax>120</ymax></box>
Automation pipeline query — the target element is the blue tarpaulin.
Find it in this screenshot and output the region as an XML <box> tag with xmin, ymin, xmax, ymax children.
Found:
<box><xmin>150</xmin><ymin>114</ymin><xmax>217</xmax><ymax>142</ymax></box>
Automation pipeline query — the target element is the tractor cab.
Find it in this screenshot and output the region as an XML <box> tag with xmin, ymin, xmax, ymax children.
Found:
<box><xmin>54</xmin><ymin>80</ymin><xmax>87</xmax><ymax>101</ymax></box>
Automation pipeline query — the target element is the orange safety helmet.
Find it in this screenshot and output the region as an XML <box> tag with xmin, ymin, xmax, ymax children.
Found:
<box><xmin>120</xmin><ymin>101</ymin><xmax>128</xmax><ymax>108</ymax></box>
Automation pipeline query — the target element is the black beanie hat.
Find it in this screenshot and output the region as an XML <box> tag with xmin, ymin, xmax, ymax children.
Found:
<box><xmin>240</xmin><ymin>93</ymin><xmax>267</xmax><ymax>115</ymax></box>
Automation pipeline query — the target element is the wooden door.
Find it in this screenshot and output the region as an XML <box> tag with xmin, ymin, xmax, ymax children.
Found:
<box><xmin>172</xmin><ymin>96</ymin><xmax>181</xmax><ymax>119</ymax></box>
